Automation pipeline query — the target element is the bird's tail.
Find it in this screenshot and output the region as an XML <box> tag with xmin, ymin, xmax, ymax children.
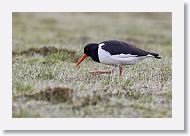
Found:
<box><xmin>150</xmin><ymin>52</ymin><xmax>161</xmax><ymax>59</ymax></box>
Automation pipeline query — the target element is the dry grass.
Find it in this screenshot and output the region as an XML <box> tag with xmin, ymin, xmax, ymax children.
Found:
<box><xmin>12</xmin><ymin>12</ymin><xmax>172</xmax><ymax>118</ymax></box>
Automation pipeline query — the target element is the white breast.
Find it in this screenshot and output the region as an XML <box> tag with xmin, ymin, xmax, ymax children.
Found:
<box><xmin>98</xmin><ymin>43</ymin><xmax>153</xmax><ymax>65</ymax></box>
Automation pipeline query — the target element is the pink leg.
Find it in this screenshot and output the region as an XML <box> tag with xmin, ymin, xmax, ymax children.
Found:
<box><xmin>119</xmin><ymin>65</ymin><xmax>122</xmax><ymax>78</ymax></box>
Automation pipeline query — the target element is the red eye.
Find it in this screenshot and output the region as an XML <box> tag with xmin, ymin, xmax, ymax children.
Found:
<box><xmin>86</xmin><ymin>48</ymin><xmax>89</xmax><ymax>51</ymax></box>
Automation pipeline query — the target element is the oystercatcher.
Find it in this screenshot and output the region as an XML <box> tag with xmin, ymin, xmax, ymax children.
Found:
<box><xmin>76</xmin><ymin>40</ymin><xmax>161</xmax><ymax>77</ymax></box>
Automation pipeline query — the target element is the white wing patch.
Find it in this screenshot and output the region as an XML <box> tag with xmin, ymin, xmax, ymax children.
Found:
<box><xmin>147</xmin><ymin>54</ymin><xmax>153</xmax><ymax>57</ymax></box>
<box><xmin>98</xmin><ymin>43</ymin><xmax>153</xmax><ymax>65</ymax></box>
<box><xmin>113</xmin><ymin>53</ymin><xmax>138</xmax><ymax>58</ymax></box>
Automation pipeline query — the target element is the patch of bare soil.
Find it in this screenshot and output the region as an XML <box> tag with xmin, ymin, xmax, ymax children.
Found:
<box><xmin>13</xmin><ymin>47</ymin><xmax>79</xmax><ymax>62</ymax></box>
<box><xmin>14</xmin><ymin>87</ymin><xmax>73</xmax><ymax>104</ymax></box>
<box><xmin>13</xmin><ymin>47</ymin><xmax>75</xmax><ymax>56</ymax></box>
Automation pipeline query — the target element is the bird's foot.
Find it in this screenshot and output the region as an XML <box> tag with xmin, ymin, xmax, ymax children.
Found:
<box><xmin>89</xmin><ymin>70</ymin><xmax>112</xmax><ymax>75</ymax></box>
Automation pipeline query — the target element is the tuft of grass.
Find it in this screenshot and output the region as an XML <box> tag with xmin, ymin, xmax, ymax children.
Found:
<box><xmin>13</xmin><ymin>81</ymin><xmax>34</xmax><ymax>96</ymax></box>
<box><xmin>12</xmin><ymin>108</ymin><xmax>41</xmax><ymax>118</ymax></box>
<box><xmin>13</xmin><ymin>47</ymin><xmax>79</xmax><ymax>63</ymax></box>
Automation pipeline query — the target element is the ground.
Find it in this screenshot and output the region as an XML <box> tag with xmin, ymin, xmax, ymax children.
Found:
<box><xmin>12</xmin><ymin>13</ymin><xmax>172</xmax><ymax>118</ymax></box>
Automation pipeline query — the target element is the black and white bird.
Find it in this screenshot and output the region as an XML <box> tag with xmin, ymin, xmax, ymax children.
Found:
<box><xmin>76</xmin><ymin>40</ymin><xmax>161</xmax><ymax>77</ymax></box>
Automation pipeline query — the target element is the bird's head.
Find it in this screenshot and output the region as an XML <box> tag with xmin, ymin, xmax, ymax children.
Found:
<box><xmin>75</xmin><ymin>43</ymin><xmax>98</xmax><ymax>67</ymax></box>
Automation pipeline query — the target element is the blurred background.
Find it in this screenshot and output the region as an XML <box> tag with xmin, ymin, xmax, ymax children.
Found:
<box><xmin>13</xmin><ymin>12</ymin><xmax>171</xmax><ymax>54</ymax></box>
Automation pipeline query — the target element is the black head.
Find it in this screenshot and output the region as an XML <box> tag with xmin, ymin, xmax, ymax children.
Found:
<box><xmin>84</xmin><ymin>43</ymin><xmax>100</xmax><ymax>62</ymax></box>
<box><xmin>84</xmin><ymin>43</ymin><xmax>98</xmax><ymax>56</ymax></box>
<box><xmin>75</xmin><ymin>43</ymin><xmax>100</xmax><ymax>67</ymax></box>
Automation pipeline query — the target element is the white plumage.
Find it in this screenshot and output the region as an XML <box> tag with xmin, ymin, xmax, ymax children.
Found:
<box><xmin>98</xmin><ymin>43</ymin><xmax>153</xmax><ymax>65</ymax></box>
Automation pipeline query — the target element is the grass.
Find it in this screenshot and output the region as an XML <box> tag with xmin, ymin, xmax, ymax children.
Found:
<box><xmin>12</xmin><ymin>12</ymin><xmax>172</xmax><ymax>118</ymax></box>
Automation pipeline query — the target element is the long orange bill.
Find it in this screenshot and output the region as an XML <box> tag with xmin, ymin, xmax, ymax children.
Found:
<box><xmin>75</xmin><ymin>54</ymin><xmax>87</xmax><ymax>67</ymax></box>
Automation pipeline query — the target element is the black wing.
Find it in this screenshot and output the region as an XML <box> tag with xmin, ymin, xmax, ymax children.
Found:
<box><xmin>100</xmin><ymin>40</ymin><xmax>159</xmax><ymax>58</ymax></box>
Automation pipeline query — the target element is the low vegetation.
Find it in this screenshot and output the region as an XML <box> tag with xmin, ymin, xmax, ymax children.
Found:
<box><xmin>12</xmin><ymin>13</ymin><xmax>172</xmax><ymax>118</ymax></box>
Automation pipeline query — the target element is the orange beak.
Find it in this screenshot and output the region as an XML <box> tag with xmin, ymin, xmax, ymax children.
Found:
<box><xmin>75</xmin><ymin>54</ymin><xmax>88</xmax><ymax>67</ymax></box>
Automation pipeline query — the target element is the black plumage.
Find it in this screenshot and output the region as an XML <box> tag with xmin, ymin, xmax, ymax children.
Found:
<box><xmin>84</xmin><ymin>43</ymin><xmax>100</xmax><ymax>62</ymax></box>
<box><xmin>100</xmin><ymin>40</ymin><xmax>161</xmax><ymax>59</ymax></box>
